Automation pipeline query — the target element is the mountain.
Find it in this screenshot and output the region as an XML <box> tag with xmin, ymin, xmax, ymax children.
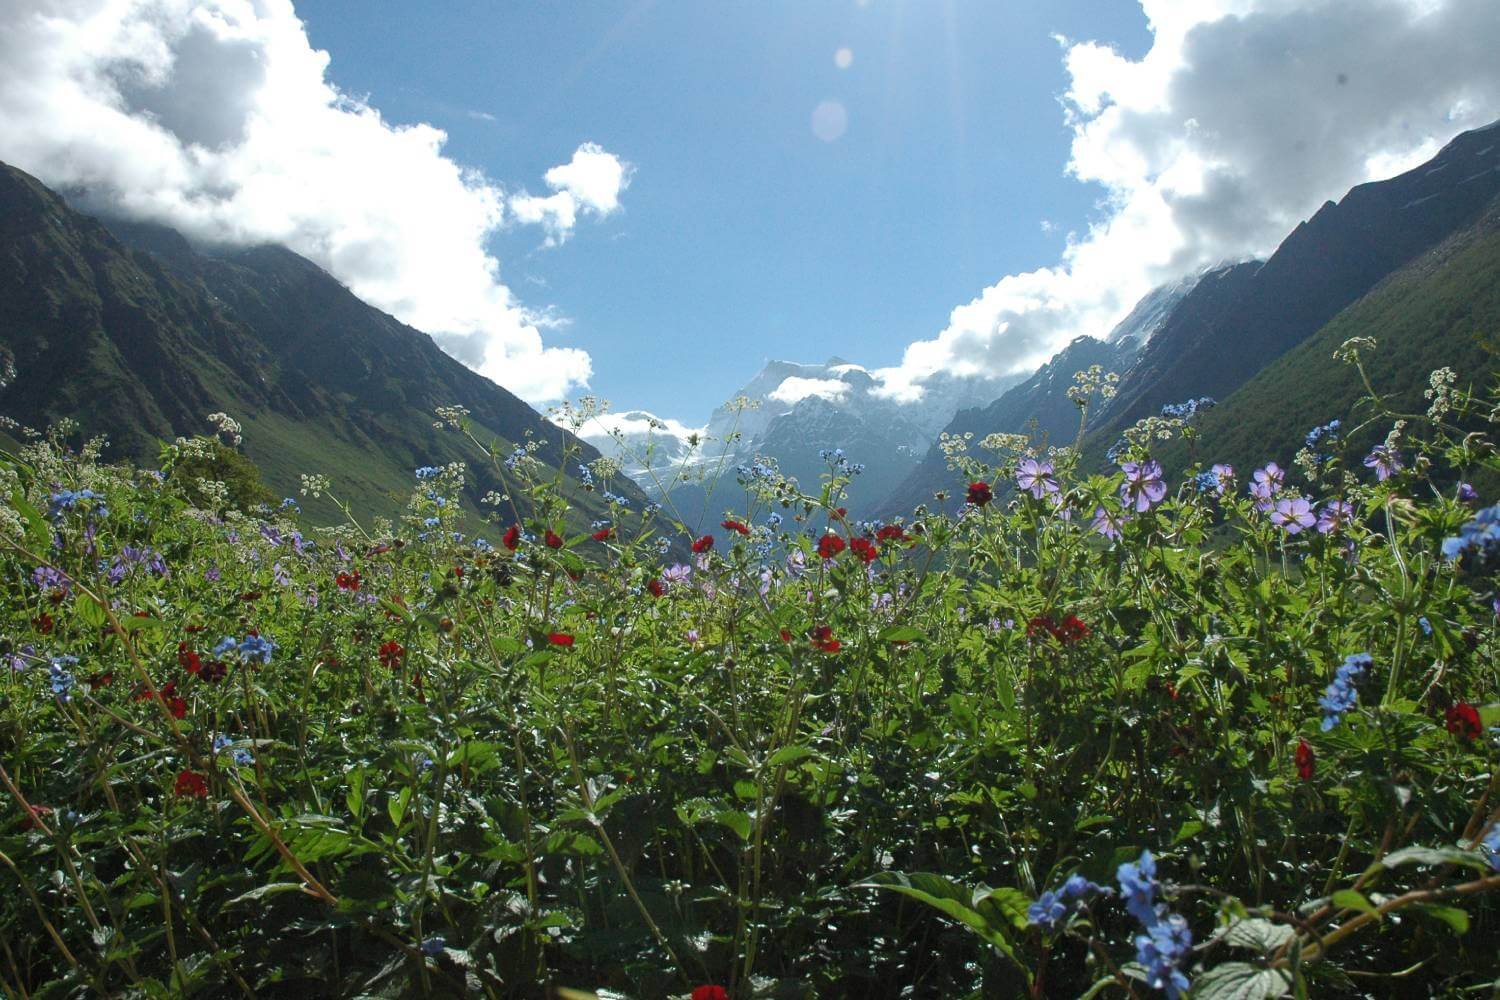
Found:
<box><xmin>584</xmin><ymin>357</ymin><xmax>1021</xmax><ymax>529</ymax></box>
<box><xmin>0</xmin><ymin>160</ymin><xmax>651</xmax><ymax>530</ymax></box>
<box><xmin>1164</xmin><ymin>181</ymin><xmax>1500</xmax><ymax>485</ymax></box>
<box><xmin>1088</xmin><ymin>120</ymin><xmax>1500</xmax><ymax>446</ymax></box>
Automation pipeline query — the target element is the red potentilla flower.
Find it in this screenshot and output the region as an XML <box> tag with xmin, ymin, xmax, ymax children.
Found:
<box><xmin>1056</xmin><ymin>615</ymin><xmax>1090</xmax><ymax>644</ymax></box>
<box><xmin>32</xmin><ymin>612</ymin><xmax>54</xmax><ymax>634</ymax></box>
<box><xmin>832</xmin><ymin>507</ymin><xmax>847</xmax><ymax>521</ymax></box>
<box><xmin>875</xmin><ymin>524</ymin><xmax>906</xmax><ymax>543</ymax></box>
<box><xmin>336</xmin><ymin>571</ymin><xmax>362</xmax><ymax>591</ymax></box>
<box><xmin>591</xmin><ymin>528</ymin><xmax>614</xmax><ymax>542</ymax></box>
<box><xmin>1026</xmin><ymin>615</ymin><xmax>1057</xmax><ymax>641</ymax></box>
<box><xmin>452</xmin><ymin>565</ymin><xmax>464</xmax><ymax>578</ymax></box>
<box><xmin>87</xmin><ymin>670</ymin><xmax>114</xmax><ymax>689</ymax></box>
<box><xmin>646</xmin><ymin>579</ymin><xmax>665</xmax><ymax>598</ymax></box>
<box><xmin>692</xmin><ymin>535</ymin><xmax>715</xmax><ymax>553</ymax></box>
<box><xmin>238</xmin><ymin>591</ymin><xmax>261</xmax><ymax>602</ymax></box>
<box><xmin>1294</xmin><ymin>738</ymin><xmax>1315</xmax><ymax>781</ymax></box>
<box><xmin>548</xmin><ymin>632</ymin><xmax>574</xmax><ymax>647</ymax></box>
<box><xmin>19</xmin><ymin>804</ymin><xmax>53</xmax><ymax>831</ymax></box>
<box><xmin>1446</xmin><ymin>702</ymin><xmax>1482</xmax><ymax>741</ymax></box>
<box><xmin>502</xmin><ymin>525</ymin><xmax>521</xmax><ymax>551</ymax></box>
<box><xmin>378</xmin><ymin>640</ymin><xmax>405</xmax><ymax>670</ymax></box>
<box><xmin>48</xmin><ymin>589</ymin><xmax>66</xmax><ymax>605</ymax></box>
<box><xmin>692</xmin><ymin>988</ymin><xmax>729</xmax><ymax>1000</ymax></box>
<box><xmin>721</xmin><ymin>519</ymin><xmax>750</xmax><ymax>536</ymax></box>
<box><xmin>174</xmin><ymin>770</ymin><xmax>208</xmax><ymax>799</ymax></box>
<box><xmin>779</xmin><ymin>629</ymin><xmax>793</xmax><ymax>643</ymax></box>
<box><xmin>544</xmin><ymin>530</ymin><xmax>564</xmax><ymax>549</ymax></box>
<box><xmin>850</xmin><ymin>538</ymin><xmax>879</xmax><ymax>563</ymax></box>
<box><xmin>184</xmin><ymin>625</ymin><xmax>207</xmax><ymax>633</ymax></box>
<box><xmin>817</xmin><ymin>534</ymin><xmax>846</xmax><ymax>559</ymax></box>
<box><xmin>200</xmin><ymin>661</ymin><xmax>228</xmax><ymax>683</ymax></box>
<box><xmin>177</xmin><ymin>642</ymin><xmax>202</xmax><ymax>674</ymax></box>
<box><xmin>967</xmin><ymin>481</ymin><xmax>993</xmax><ymax>507</ymax></box>
<box><xmin>154</xmin><ymin>681</ymin><xmax>188</xmax><ymax>719</ymax></box>
<box><xmin>809</xmin><ymin>625</ymin><xmax>841</xmax><ymax>653</ymax></box>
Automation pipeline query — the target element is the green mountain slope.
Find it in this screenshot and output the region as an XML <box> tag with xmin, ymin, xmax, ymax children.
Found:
<box><xmin>0</xmin><ymin>161</ymin><xmax>651</xmax><ymax>531</ymax></box>
<box><xmin>1172</xmin><ymin>189</ymin><xmax>1500</xmax><ymax>481</ymax></box>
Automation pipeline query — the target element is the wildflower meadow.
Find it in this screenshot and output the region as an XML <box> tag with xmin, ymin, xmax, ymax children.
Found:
<box><xmin>2</xmin><ymin>346</ymin><xmax>1499</xmax><ymax>998</ymax></box>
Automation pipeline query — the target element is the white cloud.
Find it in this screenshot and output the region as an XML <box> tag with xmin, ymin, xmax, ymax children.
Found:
<box><xmin>572</xmin><ymin>409</ymin><xmax>704</xmax><ymax>443</ymax></box>
<box><xmin>0</xmin><ymin>0</ymin><xmax>629</xmax><ymax>402</ymax></box>
<box><xmin>769</xmin><ymin>376</ymin><xmax>851</xmax><ymax>405</ymax></box>
<box><xmin>874</xmin><ymin>0</ymin><xmax>1500</xmax><ymax>401</ymax></box>
<box><xmin>509</xmin><ymin>142</ymin><xmax>632</xmax><ymax>246</ymax></box>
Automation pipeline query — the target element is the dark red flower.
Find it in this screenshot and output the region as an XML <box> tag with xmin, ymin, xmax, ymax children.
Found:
<box><xmin>817</xmin><ymin>534</ymin><xmax>846</xmax><ymax>559</ymax></box>
<box><xmin>378</xmin><ymin>640</ymin><xmax>405</xmax><ymax>670</ymax></box>
<box><xmin>850</xmin><ymin>538</ymin><xmax>879</xmax><ymax>564</ymax></box>
<box><xmin>86</xmin><ymin>670</ymin><xmax>114</xmax><ymax>689</ymax></box>
<box><xmin>1294</xmin><ymin>738</ymin><xmax>1315</xmax><ymax>781</ymax></box>
<box><xmin>692</xmin><ymin>535</ymin><xmax>714</xmax><ymax>554</ymax></box>
<box><xmin>779</xmin><ymin>629</ymin><xmax>793</xmax><ymax>643</ymax></box>
<box><xmin>184</xmin><ymin>625</ymin><xmax>207</xmax><ymax>633</ymax></box>
<box><xmin>502</xmin><ymin>525</ymin><xmax>521</xmax><ymax>551</ymax></box>
<box><xmin>1055</xmin><ymin>615</ymin><xmax>1090</xmax><ymax>644</ymax></box>
<box><xmin>548</xmin><ymin>632</ymin><xmax>574</xmax><ymax>647</ymax></box>
<box><xmin>32</xmin><ymin>612</ymin><xmax>54</xmax><ymax>635</ymax></box>
<box><xmin>692</xmin><ymin>988</ymin><xmax>729</xmax><ymax>1000</ymax></box>
<box><xmin>1446</xmin><ymin>702</ymin><xmax>1482</xmax><ymax>741</ymax></box>
<box><xmin>967</xmin><ymin>481</ymin><xmax>993</xmax><ymax>507</ymax></box>
<box><xmin>721</xmin><ymin>519</ymin><xmax>750</xmax><ymax>536</ymax></box>
<box><xmin>159</xmin><ymin>681</ymin><xmax>187</xmax><ymax>719</ymax></box>
<box><xmin>367</xmin><ymin>543</ymin><xmax>392</xmax><ymax>556</ymax></box>
<box><xmin>831</xmin><ymin>507</ymin><xmax>848</xmax><ymax>521</ymax></box>
<box><xmin>876</xmin><ymin>524</ymin><xmax>906</xmax><ymax>544</ymax></box>
<box><xmin>544</xmin><ymin>530</ymin><xmax>564</xmax><ymax>549</ymax></box>
<box><xmin>1026</xmin><ymin>616</ymin><xmax>1057</xmax><ymax>641</ymax></box>
<box><xmin>174</xmin><ymin>770</ymin><xmax>208</xmax><ymax>799</ymax></box>
<box><xmin>646</xmin><ymin>579</ymin><xmax>665</xmax><ymax>598</ymax></box>
<box><xmin>591</xmin><ymin>528</ymin><xmax>614</xmax><ymax>542</ymax></box>
<box><xmin>809</xmin><ymin>625</ymin><xmax>841</xmax><ymax>653</ymax></box>
<box><xmin>19</xmin><ymin>804</ymin><xmax>53</xmax><ymax>831</ymax></box>
<box><xmin>238</xmin><ymin>591</ymin><xmax>262</xmax><ymax>602</ymax></box>
<box><xmin>177</xmin><ymin>642</ymin><xmax>202</xmax><ymax>675</ymax></box>
<box><xmin>336</xmin><ymin>571</ymin><xmax>362</xmax><ymax>591</ymax></box>
<box><xmin>200</xmin><ymin>661</ymin><xmax>228</xmax><ymax>683</ymax></box>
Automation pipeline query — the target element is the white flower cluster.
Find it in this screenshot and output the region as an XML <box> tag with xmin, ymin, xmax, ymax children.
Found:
<box><xmin>206</xmin><ymin>412</ymin><xmax>243</xmax><ymax>447</ymax></box>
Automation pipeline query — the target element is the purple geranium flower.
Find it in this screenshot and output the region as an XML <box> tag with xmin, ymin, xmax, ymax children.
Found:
<box><xmin>1270</xmin><ymin>496</ymin><xmax>1316</xmax><ymax>534</ymax></box>
<box><xmin>1119</xmin><ymin>459</ymin><xmax>1167</xmax><ymax>513</ymax></box>
<box><xmin>1091</xmin><ymin>506</ymin><xmax>1127</xmax><ymax>541</ymax></box>
<box><xmin>1363</xmin><ymin>445</ymin><xmax>1403</xmax><ymax>481</ymax></box>
<box><xmin>1015</xmin><ymin>458</ymin><xmax>1060</xmax><ymax>499</ymax></box>
<box><xmin>1317</xmin><ymin>499</ymin><xmax>1354</xmax><ymax>534</ymax></box>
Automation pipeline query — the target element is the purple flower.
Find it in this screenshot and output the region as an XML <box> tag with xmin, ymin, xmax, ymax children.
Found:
<box><xmin>1016</xmin><ymin>458</ymin><xmax>1060</xmax><ymax>499</ymax></box>
<box><xmin>1270</xmin><ymin>496</ymin><xmax>1316</xmax><ymax>534</ymax></box>
<box><xmin>1363</xmin><ymin>445</ymin><xmax>1403</xmax><ymax>482</ymax></box>
<box><xmin>1119</xmin><ymin>459</ymin><xmax>1167</xmax><ymax>513</ymax></box>
<box><xmin>662</xmin><ymin>563</ymin><xmax>692</xmax><ymax>587</ymax></box>
<box><xmin>1092</xmin><ymin>506</ymin><xmax>1127</xmax><ymax>541</ymax></box>
<box><xmin>1457</xmin><ymin>482</ymin><xmax>1478</xmax><ymax>503</ymax></box>
<box><xmin>1248</xmin><ymin>463</ymin><xmax>1283</xmax><ymax>512</ymax></box>
<box><xmin>204</xmin><ymin>562</ymin><xmax>221</xmax><ymax>582</ymax></box>
<box><xmin>1317</xmin><ymin>499</ymin><xmax>1354</xmax><ymax>534</ymax></box>
<box><xmin>32</xmin><ymin>566</ymin><xmax>70</xmax><ymax>593</ymax></box>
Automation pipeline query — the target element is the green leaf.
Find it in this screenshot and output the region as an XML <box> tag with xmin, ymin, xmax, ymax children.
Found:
<box><xmin>1330</xmin><ymin>890</ymin><xmax>1379</xmax><ymax>919</ymax></box>
<box><xmin>388</xmin><ymin>786</ymin><xmax>412</xmax><ymax>829</ymax></box>
<box><xmin>857</xmin><ymin>872</ymin><xmax>1030</xmax><ymax>982</ymax></box>
<box><xmin>1224</xmin><ymin>917</ymin><xmax>1295</xmax><ymax>952</ymax></box>
<box><xmin>713</xmin><ymin>809</ymin><xmax>753</xmax><ymax>842</ymax></box>
<box><xmin>1193</xmin><ymin>962</ymin><xmax>1292</xmax><ymax>1000</ymax></box>
<box><xmin>878</xmin><ymin>625</ymin><xmax>926</xmax><ymax>643</ymax></box>
<box><xmin>1412</xmin><ymin>903</ymin><xmax>1469</xmax><ymax>935</ymax></box>
<box><xmin>1379</xmin><ymin>845</ymin><xmax>1490</xmax><ymax>872</ymax></box>
<box><xmin>766</xmin><ymin>745</ymin><xmax>813</xmax><ymax>769</ymax></box>
<box><xmin>225</xmin><ymin>883</ymin><xmax>308</xmax><ymax>906</ymax></box>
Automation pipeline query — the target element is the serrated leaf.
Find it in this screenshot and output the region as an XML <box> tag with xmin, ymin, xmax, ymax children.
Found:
<box><xmin>1193</xmin><ymin>962</ymin><xmax>1291</xmax><ymax>1000</ymax></box>
<box><xmin>1224</xmin><ymin>917</ymin><xmax>1295</xmax><ymax>952</ymax></box>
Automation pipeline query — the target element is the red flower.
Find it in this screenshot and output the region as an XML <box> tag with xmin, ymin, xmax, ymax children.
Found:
<box><xmin>809</xmin><ymin>625</ymin><xmax>841</xmax><ymax>653</ymax></box>
<box><xmin>177</xmin><ymin>642</ymin><xmax>202</xmax><ymax>675</ymax></box>
<box><xmin>592</xmin><ymin>527</ymin><xmax>614</xmax><ymax>542</ymax></box>
<box><xmin>646</xmin><ymin>579</ymin><xmax>665</xmax><ymax>597</ymax></box>
<box><xmin>1446</xmin><ymin>702</ymin><xmax>1482</xmax><ymax>741</ymax></box>
<box><xmin>1294</xmin><ymin>738</ymin><xmax>1315</xmax><ymax>781</ymax></box>
<box><xmin>875</xmin><ymin>524</ymin><xmax>906</xmax><ymax>544</ymax></box>
<box><xmin>160</xmin><ymin>681</ymin><xmax>187</xmax><ymax>719</ymax></box>
<box><xmin>19</xmin><ymin>804</ymin><xmax>53</xmax><ymax>831</ymax></box>
<box><xmin>817</xmin><ymin>534</ymin><xmax>846</xmax><ymax>559</ymax></box>
<box><xmin>545</xmin><ymin>530</ymin><xmax>564</xmax><ymax>549</ymax></box>
<box><xmin>184</xmin><ymin>625</ymin><xmax>207</xmax><ymax>633</ymax></box>
<box><xmin>502</xmin><ymin>525</ymin><xmax>521</xmax><ymax>551</ymax></box>
<box><xmin>32</xmin><ymin>612</ymin><xmax>54</xmax><ymax>635</ymax></box>
<box><xmin>378</xmin><ymin>640</ymin><xmax>405</xmax><ymax>670</ymax></box>
<box><xmin>721</xmin><ymin>519</ymin><xmax>750</xmax><ymax>536</ymax></box>
<box><xmin>1026</xmin><ymin>616</ymin><xmax>1057</xmax><ymax>641</ymax></box>
<box><xmin>779</xmin><ymin>629</ymin><xmax>793</xmax><ymax>643</ymax></box>
<box><xmin>1055</xmin><ymin>615</ymin><xmax>1090</xmax><ymax>645</ymax></box>
<box><xmin>692</xmin><ymin>988</ymin><xmax>729</xmax><ymax>1000</ymax></box>
<box><xmin>548</xmin><ymin>632</ymin><xmax>574</xmax><ymax>647</ymax></box>
<box><xmin>692</xmin><ymin>535</ymin><xmax>714</xmax><ymax>553</ymax></box>
<box><xmin>200</xmin><ymin>661</ymin><xmax>228</xmax><ymax>683</ymax></box>
<box><xmin>174</xmin><ymin>770</ymin><xmax>208</xmax><ymax>799</ymax></box>
<box><xmin>336</xmin><ymin>571</ymin><xmax>362</xmax><ymax>591</ymax></box>
<box><xmin>831</xmin><ymin>507</ymin><xmax>848</xmax><ymax>521</ymax></box>
<box><xmin>850</xmin><ymin>538</ymin><xmax>879</xmax><ymax>564</ymax></box>
<box><xmin>967</xmin><ymin>481</ymin><xmax>993</xmax><ymax>506</ymax></box>
<box><xmin>86</xmin><ymin>671</ymin><xmax>114</xmax><ymax>689</ymax></box>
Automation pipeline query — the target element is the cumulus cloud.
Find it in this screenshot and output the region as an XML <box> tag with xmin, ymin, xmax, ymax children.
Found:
<box><xmin>0</xmin><ymin>0</ymin><xmax>629</xmax><ymax>402</ymax></box>
<box><xmin>769</xmin><ymin>376</ymin><xmax>851</xmax><ymax>405</ymax></box>
<box><xmin>573</xmin><ymin>410</ymin><xmax>704</xmax><ymax>444</ymax></box>
<box><xmin>874</xmin><ymin>0</ymin><xmax>1500</xmax><ymax>401</ymax></box>
<box><xmin>509</xmin><ymin>142</ymin><xmax>632</xmax><ymax>246</ymax></box>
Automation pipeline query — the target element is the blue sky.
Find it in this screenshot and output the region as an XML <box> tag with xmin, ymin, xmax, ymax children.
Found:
<box><xmin>292</xmin><ymin>1</ymin><xmax>1152</xmax><ymax>419</ymax></box>
<box><xmin>5</xmin><ymin>0</ymin><xmax>1496</xmax><ymax>425</ymax></box>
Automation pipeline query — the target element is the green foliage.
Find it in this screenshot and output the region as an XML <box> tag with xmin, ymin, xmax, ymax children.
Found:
<box><xmin>163</xmin><ymin>439</ymin><xmax>275</xmax><ymax>513</ymax></box>
<box><xmin>0</xmin><ymin>358</ymin><xmax>1498</xmax><ymax>999</ymax></box>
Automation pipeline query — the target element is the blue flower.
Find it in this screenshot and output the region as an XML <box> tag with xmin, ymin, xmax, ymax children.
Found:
<box><xmin>1027</xmin><ymin>891</ymin><xmax>1068</xmax><ymax>930</ymax></box>
<box><xmin>420</xmin><ymin>936</ymin><xmax>445</xmax><ymax>956</ymax></box>
<box><xmin>50</xmin><ymin>656</ymin><xmax>78</xmax><ymax>701</ymax></box>
<box><xmin>47</xmin><ymin>489</ymin><xmax>108</xmax><ymax>521</ymax></box>
<box><xmin>238</xmin><ymin>635</ymin><xmax>276</xmax><ymax>665</ymax></box>
<box><xmin>1482</xmin><ymin>824</ymin><xmax>1500</xmax><ymax>872</ymax></box>
<box><xmin>415</xmin><ymin>466</ymin><xmax>441</xmax><ymax>480</ymax></box>
<box><xmin>213</xmin><ymin>734</ymin><xmax>253</xmax><ymax>766</ymax></box>
<box><xmin>1319</xmin><ymin>653</ymin><xmax>1371</xmax><ymax>731</ymax></box>
<box><xmin>1117</xmin><ymin>850</ymin><xmax>1159</xmax><ymax>926</ymax></box>
<box><xmin>1363</xmin><ymin>444</ymin><xmax>1403</xmax><ymax>482</ymax></box>
<box><xmin>1442</xmin><ymin>503</ymin><xmax>1500</xmax><ymax>562</ymax></box>
<box><xmin>1135</xmin><ymin>912</ymin><xmax>1193</xmax><ymax>999</ymax></box>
